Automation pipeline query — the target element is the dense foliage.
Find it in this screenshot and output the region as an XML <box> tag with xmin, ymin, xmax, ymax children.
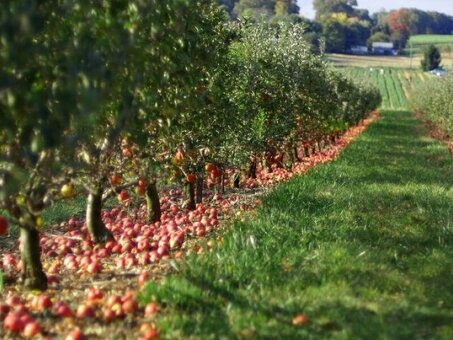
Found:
<box><xmin>0</xmin><ymin>0</ymin><xmax>380</xmax><ymax>292</ymax></box>
<box><xmin>411</xmin><ymin>75</ymin><xmax>453</xmax><ymax>135</ymax></box>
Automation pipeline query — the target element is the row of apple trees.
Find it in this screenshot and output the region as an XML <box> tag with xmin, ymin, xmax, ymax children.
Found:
<box><xmin>0</xmin><ymin>0</ymin><xmax>381</xmax><ymax>290</ymax></box>
<box><xmin>411</xmin><ymin>74</ymin><xmax>453</xmax><ymax>135</ymax></box>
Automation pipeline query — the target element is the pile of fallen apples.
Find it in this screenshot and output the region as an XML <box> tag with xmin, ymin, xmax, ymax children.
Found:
<box><xmin>0</xmin><ymin>288</ymin><xmax>160</xmax><ymax>339</ymax></box>
<box><xmin>0</xmin><ymin>189</ymin><xmax>229</xmax><ymax>339</ymax></box>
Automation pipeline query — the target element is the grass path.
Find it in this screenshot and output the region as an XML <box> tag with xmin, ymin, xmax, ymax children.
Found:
<box><xmin>141</xmin><ymin>110</ymin><xmax>453</xmax><ymax>339</ymax></box>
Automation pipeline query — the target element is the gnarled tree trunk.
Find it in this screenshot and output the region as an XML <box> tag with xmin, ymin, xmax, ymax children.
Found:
<box><xmin>146</xmin><ymin>181</ymin><xmax>161</xmax><ymax>223</ymax></box>
<box><xmin>248</xmin><ymin>160</ymin><xmax>257</xmax><ymax>179</ymax></box>
<box><xmin>196</xmin><ymin>176</ymin><xmax>203</xmax><ymax>204</ymax></box>
<box><xmin>294</xmin><ymin>146</ymin><xmax>301</xmax><ymax>162</ymax></box>
<box><xmin>233</xmin><ymin>172</ymin><xmax>240</xmax><ymax>188</ymax></box>
<box><xmin>185</xmin><ymin>182</ymin><xmax>196</xmax><ymax>211</ymax></box>
<box><xmin>86</xmin><ymin>185</ymin><xmax>114</xmax><ymax>243</ymax></box>
<box><xmin>20</xmin><ymin>227</ymin><xmax>47</xmax><ymax>290</ymax></box>
<box><xmin>220</xmin><ymin>171</ymin><xmax>225</xmax><ymax>194</ymax></box>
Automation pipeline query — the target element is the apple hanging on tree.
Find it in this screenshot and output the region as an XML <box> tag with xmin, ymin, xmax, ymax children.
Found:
<box><xmin>60</xmin><ymin>183</ymin><xmax>75</xmax><ymax>199</ymax></box>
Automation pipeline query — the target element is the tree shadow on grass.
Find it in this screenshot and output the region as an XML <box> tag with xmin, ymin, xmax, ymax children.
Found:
<box><xmin>143</xmin><ymin>272</ymin><xmax>310</xmax><ymax>338</ymax></box>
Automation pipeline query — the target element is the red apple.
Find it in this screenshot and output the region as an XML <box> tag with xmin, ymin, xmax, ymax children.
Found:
<box><xmin>111</xmin><ymin>303</ymin><xmax>124</xmax><ymax>317</ymax></box>
<box><xmin>292</xmin><ymin>313</ymin><xmax>309</xmax><ymax>325</ymax></box>
<box><xmin>186</xmin><ymin>174</ymin><xmax>196</xmax><ymax>184</ymax></box>
<box><xmin>0</xmin><ymin>303</ymin><xmax>11</xmax><ymax>320</ymax></box>
<box><xmin>157</xmin><ymin>245</ymin><xmax>169</xmax><ymax>257</ymax></box>
<box><xmin>205</xmin><ymin>163</ymin><xmax>215</xmax><ymax>172</ymax></box>
<box><xmin>117</xmin><ymin>190</ymin><xmax>130</xmax><ymax>203</ymax></box>
<box><xmin>122</xmin><ymin>146</ymin><xmax>133</xmax><ymax>158</ymax></box>
<box><xmin>76</xmin><ymin>305</ymin><xmax>95</xmax><ymax>318</ymax></box>
<box><xmin>6</xmin><ymin>295</ymin><xmax>22</xmax><ymax>306</ymax></box>
<box><xmin>3</xmin><ymin>313</ymin><xmax>24</xmax><ymax>332</ymax></box>
<box><xmin>35</xmin><ymin>294</ymin><xmax>53</xmax><ymax>310</ymax></box>
<box><xmin>110</xmin><ymin>174</ymin><xmax>122</xmax><ymax>186</ymax></box>
<box><xmin>136</xmin><ymin>186</ymin><xmax>146</xmax><ymax>196</ymax></box>
<box><xmin>106</xmin><ymin>295</ymin><xmax>122</xmax><ymax>307</ymax></box>
<box><xmin>86</xmin><ymin>260</ymin><xmax>101</xmax><ymax>274</ymax></box>
<box><xmin>172</xmin><ymin>150</ymin><xmax>184</xmax><ymax>166</ymax></box>
<box><xmin>210</xmin><ymin>168</ymin><xmax>220</xmax><ymax>179</ymax></box>
<box><xmin>102</xmin><ymin>308</ymin><xmax>116</xmax><ymax>322</ymax></box>
<box><xmin>141</xmin><ymin>326</ymin><xmax>159</xmax><ymax>340</ymax></box>
<box><xmin>138</xmin><ymin>178</ymin><xmax>147</xmax><ymax>188</ymax></box>
<box><xmin>144</xmin><ymin>303</ymin><xmax>158</xmax><ymax>317</ymax></box>
<box><xmin>138</xmin><ymin>271</ymin><xmax>149</xmax><ymax>286</ymax></box>
<box><xmin>65</xmin><ymin>329</ymin><xmax>85</xmax><ymax>340</ymax></box>
<box><xmin>122</xmin><ymin>300</ymin><xmax>138</xmax><ymax>314</ymax></box>
<box><xmin>85</xmin><ymin>288</ymin><xmax>104</xmax><ymax>301</ymax></box>
<box><xmin>53</xmin><ymin>301</ymin><xmax>73</xmax><ymax>318</ymax></box>
<box><xmin>23</xmin><ymin>321</ymin><xmax>41</xmax><ymax>337</ymax></box>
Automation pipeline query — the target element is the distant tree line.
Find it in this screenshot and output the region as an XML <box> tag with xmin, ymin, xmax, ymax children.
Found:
<box><xmin>218</xmin><ymin>0</ymin><xmax>299</xmax><ymax>19</ymax></box>
<box><xmin>217</xmin><ymin>0</ymin><xmax>453</xmax><ymax>53</ymax></box>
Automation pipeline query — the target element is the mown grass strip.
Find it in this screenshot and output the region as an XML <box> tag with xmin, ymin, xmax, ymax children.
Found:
<box><xmin>140</xmin><ymin>110</ymin><xmax>453</xmax><ymax>339</ymax></box>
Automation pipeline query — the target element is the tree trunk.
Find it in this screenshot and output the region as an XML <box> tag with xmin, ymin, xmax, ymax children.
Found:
<box><xmin>196</xmin><ymin>176</ymin><xmax>203</xmax><ymax>204</ymax></box>
<box><xmin>286</xmin><ymin>147</ymin><xmax>294</xmax><ymax>169</ymax></box>
<box><xmin>294</xmin><ymin>146</ymin><xmax>301</xmax><ymax>162</ymax></box>
<box><xmin>86</xmin><ymin>186</ymin><xmax>114</xmax><ymax>243</ymax></box>
<box><xmin>146</xmin><ymin>181</ymin><xmax>161</xmax><ymax>223</ymax></box>
<box><xmin>304</xmin><ymin>146</ymin><xmax>310</xmax><ymax>158</ymax></box>
<box><xmin>20</xmin><ymin>227</ymin><xmax>47</xmax><ymax>291</ymax></box>
<box><xmin>185</xmin><ymin>182</ymin><xmax>196</xmax><ymax>211</ymax></box>
<box><xmin>248</xmin><ymin>160</ymin><xmax>257</xmax><ymax>179</ymax></box>
<box><xmin>220</xmin><ymin>171</ymin><xmax>225</xmax><ymax>194</ymax></box>
<box><xmin>233</xmin><ymin>172</ymin><xmax>240</xmax><ymax>188</ymax></box>
<box><xmin>331</xmin><ymin>134</ymin><xmax>336</xmax><ymax>144</ymax></box>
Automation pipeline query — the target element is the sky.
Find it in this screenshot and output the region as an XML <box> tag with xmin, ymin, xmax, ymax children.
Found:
<box><xmin>297</xmin><ymin>0</ymin><xmax>453</xmax><ymax>19</ymax></box>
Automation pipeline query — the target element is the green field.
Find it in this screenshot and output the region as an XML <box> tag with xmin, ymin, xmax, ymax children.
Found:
<box><xmin>329</xmin><ymin>35</ymin><xmax>453</xmax><ymax>69</ymax></box>
<box><xmin>409</xmin><ymin>34</ymin><xmax>453</xmax><ymax>45</ymax></box>
<box><xmin>405</xmin><ymin>35</ymin><xmax>453</xmax><ymax>59</ymax></box>
<box><xmin>328</xmin><ymin>53</ymin><xmax>453</xmax><ymax>69</ymax></box>
<box><xmin>338</xmin><ymin>68</ymin><xmax>427</xmax><ymax>110</ymax></box>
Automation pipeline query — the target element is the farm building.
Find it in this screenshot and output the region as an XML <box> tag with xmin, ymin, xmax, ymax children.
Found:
<box><xmin>350</xmin><ymin>45</ymin><xmax>368</xmax><ymax>55</ymax></box>
<box><xmin>372</xmin><ymin>42</ymin><xmax>396</xmax><ymax>55</ymax></box>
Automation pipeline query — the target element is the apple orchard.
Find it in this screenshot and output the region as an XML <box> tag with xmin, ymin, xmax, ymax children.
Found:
<box><xmin>0</xmin><ymin>0</ymin><xmax>380</xmax><ymax>339</ymax></box>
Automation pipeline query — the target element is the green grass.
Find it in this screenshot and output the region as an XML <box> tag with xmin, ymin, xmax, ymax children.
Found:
<box><xmin>140</xmin><ymin>110</ymin><xmax>453</xmax><ymax>339</ymax></box>
<box><xmin>410</xmin><ymin>35</ymin><xmax>453</xmax><ymax>45</ymax></box>
<box><xmin>0</xmin><ymin>196</ymin><xmax>87</xmax><ymax>236</ymax></box>
<box><xmin>1</xmin><ymin>194</ymin><xmax>116</xmax><ymax>236</ymax></box>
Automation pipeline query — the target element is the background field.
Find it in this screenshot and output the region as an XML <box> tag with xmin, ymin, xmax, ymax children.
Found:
<box><xmin>328</xmin><ymin>34</ymin><xmax>453</xmax><ymax>69</ymax></box>
<box><xmin>337</xmin><ymin>68</ymin><xmax>428</xmax><ymax>111</ymax></box>
<box><xmin>410</xmin><ymin>35</ymin><xmax>453</xmax><ymax>44</ymax></box>
<box><xmin>406</xmin><ymin>34</ymin><xmax>453</xmax><ymax>57</ymax></box>
<box><xmin>328</xmin><ymin>53</ymin><xmax>453</xmax><ymax>69</ymax></box>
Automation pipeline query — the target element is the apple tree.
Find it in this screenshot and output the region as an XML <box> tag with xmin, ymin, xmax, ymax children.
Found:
<box><xmin>125</xmin><ymin>0</ymin><xmax>231</xmax><ymax>213</ymax></box>
<box><xmin>0</xmin><ymin>0</ymin><xmax>121</xmax><ymax>289</ymax></box>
